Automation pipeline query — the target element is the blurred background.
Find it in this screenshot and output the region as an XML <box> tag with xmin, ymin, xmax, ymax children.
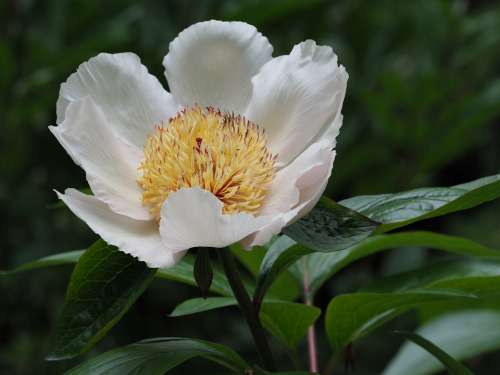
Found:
<box><xmin>1</xmin><ymin>0</ymin><xmax>499</xmax><ymax>374</ymax></box>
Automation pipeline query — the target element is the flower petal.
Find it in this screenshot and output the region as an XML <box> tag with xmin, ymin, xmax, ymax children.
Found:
<box><xmin>50</xmin><ymin>98</ymin><xmax>150</xmax><ymax>220</ymax></box>
<box><xmin>57</xmin><ymin>52</ymin><xmax>178</xmax><ymax>149</ymax></box>
<box><xmin>57</xmin><ymin>189</ymin><xmax>183</xmax><ymax>268</ymax></box>
<box><xmin>163</xmin><ymin>20</ymin><xmax>273</xmax><ymax>113</ymax></box>
<box><xmin>245</xmin><ymin>40</ymin><xmax>348</xmax><ymax>166</ymax></box>
<box><xmin>286</xmin><ymin>148</ymin><xmax>336</xmax><ymax>222</ymax></box>
<box><xmin>242</xmin><ymin>140</ymin><xmax>335</xmax><ymax>248</ymax></box>
<box><xmin>159</xmin><ymin>187</ymin><xmax>271</xmax><ymax>252</ymax></box>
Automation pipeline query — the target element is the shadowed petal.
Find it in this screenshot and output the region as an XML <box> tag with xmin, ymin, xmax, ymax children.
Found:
<box><xmin>242</xmin><ymin>140</ymin><xmax>335</xmax><ymax>248</ymax></box>
<box><xmin>57</xmin><ymin>189</ymin><xmax>184</xmax><ymax>268</ymax></box>
<box><xmin>159</xmin><ymin>187</ymin><xmax>272</xmax><ymax>252</ymax></box>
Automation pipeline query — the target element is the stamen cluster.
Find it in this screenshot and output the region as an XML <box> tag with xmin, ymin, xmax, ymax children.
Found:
<box><xmin>138</xmin><ymin>107</ymin><xmax>276</xmax><ymax>220</ymax></box>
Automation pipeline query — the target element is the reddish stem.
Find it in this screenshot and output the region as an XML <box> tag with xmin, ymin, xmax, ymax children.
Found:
<box><xmin>303</xmin><ymin>262</ymin><xmax>319</xmax><ymax>373</ymax></box>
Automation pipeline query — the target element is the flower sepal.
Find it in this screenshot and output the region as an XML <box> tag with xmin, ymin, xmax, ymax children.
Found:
<box><xmin>193</xmin><ymin>247</ymin><xmax>214</xmax><ymax>299</ymax></box>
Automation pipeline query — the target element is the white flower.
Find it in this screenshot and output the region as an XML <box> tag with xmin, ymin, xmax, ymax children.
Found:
<box><xmin>50</xmin><ymin>20</ymin><xmax>348</xmax><ymax>268</ymax></box>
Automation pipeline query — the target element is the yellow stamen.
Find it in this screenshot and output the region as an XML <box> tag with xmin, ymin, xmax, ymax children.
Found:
<box><xmin>138</xmin><ymin>106</ymin><xmax>276</xmax><ymax>220</ymax></box>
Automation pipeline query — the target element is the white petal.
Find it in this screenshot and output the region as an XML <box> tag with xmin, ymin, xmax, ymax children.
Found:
<box><xmin>159</xmin><ymin>187</ymin><xmax>271</xmax><ymax>252</ymax></box>
<box><xmin>286</xmin><ymin>148</ymin><xmax>336</xmax><ymax>223</ymax></box>
<box><xmin>242</xmin><ymin>141</ymin><xmax>335</xmax><ymax>248</ymax></box>
<box><xmin>240</xmin><ymin>216</ymin><xmax>285</xmax><ymax>251</ymax></box>
<box><xmin>163</xmin><ymin>20</ymin><xmax>273</xmax><ymax>113</ymax></box>
<box><xmin>57</xmin><ymin>52</ymin><xmax>178</xmax><ymax>149</ymax></box>
<box><xmin>262</xmin><ymin>140</ymin><xmax>334</xmax><ymax>217</ymax></box>
<box><xmin>57</xmin><ymin>189</ymin><xmax>183</xmax><ymax>268</ymax></box>
<box><xmin>245</xmin><ymin>40</ymin><xmax>348</xmax><ymax>166</ymax></box>
<box><xmin>50</xmin><ymin>98</ymin><xmax>151</xmax><ymax>220</ymax></box>
<box><xmin>317</xmin><ymin>113</ymin><xmax>343</xmax><ymax>147</ymax></box>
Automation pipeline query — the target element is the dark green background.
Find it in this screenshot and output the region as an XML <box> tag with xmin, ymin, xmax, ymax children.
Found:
<box><xmin>1</xmin><ymin>0</ymin><xmax>500</xmax><ymax>374</ymax></box>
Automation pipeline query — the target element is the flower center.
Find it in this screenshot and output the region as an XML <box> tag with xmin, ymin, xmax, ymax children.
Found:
<box><xmin>138</xmin><ymin>106</ymin><xmax>276</xmax><ymax>221</ymax></box>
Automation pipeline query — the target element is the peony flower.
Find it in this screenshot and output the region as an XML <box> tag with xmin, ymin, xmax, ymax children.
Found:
<box><xmin>51</xmin><ymin>20</ymin><xmax>348</xmax><ymax>268</ymax></box>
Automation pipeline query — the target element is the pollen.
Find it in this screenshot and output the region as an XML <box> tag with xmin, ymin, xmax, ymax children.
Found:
<box><xmin>138</xmin><ymin>106</ymin><xmax>276</xmax><ymax>220</ymax></box>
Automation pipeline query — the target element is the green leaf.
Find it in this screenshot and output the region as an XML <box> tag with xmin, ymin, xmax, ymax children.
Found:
<box><xmin>291</xmin><ymin>231</ymin><xmax>500</xmax><ymax>296</ymax></box>
<box><xmin>230</xmin><ymin>242</ymin><xmax>268</xmax><ymax>275</ymax></box>
<box><xmin>230</xmin><ymin>242</ymin><xmax>300</xmax><ymax>301</ymax></box>
<box><xmin>325</xmin><ymin>258</ymin><xmax>500</xmax><ymax>351</ymax></box>
<box><xmin>364</xmin><ymin>258</ymin><xmax>500</xmax><ymax>294</ymax></box>
<box><xmin>260</xmin><ymin>301</ymin><xmax>320</xmax><ymax>349</ymax></box>
<box><xmin>341</xmin><ymin>173</ymin><xmax>500</xmax><ymax>232</ymax></box>
<box><xmin>385</xmin><ymin>310</ymin><xmax>500</xmax><ymax>375</ymax></box>
<box><xmin>170</xmin><ymin>298</ymin><xmax>319</xmax><ymax>348</ymax></box>
<box><xmin>1</xmin><ymin>249</ymin><xmax>237</xmax><ymax>297</ymax></box>
<box><xmin>326</xmin><ymin>291</ymin><xmax>472</xmax><ymax>353</ymax></box>
<box><xmin>253</xmin><ymin>236</ymin><xmax>312</xmax><ymax>306</ymax></box>
<box><xmin>392</xmin><ymin>331</ymin><xmax>474</xmax><ymax>375</ymax></box>
<box><xmin>47</xmin><ymin>240</ymin><xmax>156</xmax><ymax>360</ymax></box>
<box><xmin>284</xmin><ymin>197</ymin><xmax>379</xmax><ymax>252</ymax></box>
<box><xmin>169</xmin><ymin>297</ymin><xmax>236</xmax><ymax>317</ymax></box>
<box><xmin>157</xmin><ymin>254</ymin><xmax>254</xmax><ymax>297</ymax></box>
<box><xmin>0</xmin><ymin>250</ymin><xmax>83</xmax><ymax>275</ymax></box>
<box><xmin>254</xmin><ymin>200</ymin><xmax>379</xmax><ymax>305</ymax></box>
<box><xmin>65</xmin><ymin>337</ymin><xmax>249</xmax><ymax>375</ymax></box>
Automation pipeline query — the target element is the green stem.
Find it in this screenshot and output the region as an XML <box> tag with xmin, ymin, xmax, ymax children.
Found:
<box><xmin>219</xmin><ymin>247</ymin><xmax>276</xmax><ymax>371</ymax></box>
